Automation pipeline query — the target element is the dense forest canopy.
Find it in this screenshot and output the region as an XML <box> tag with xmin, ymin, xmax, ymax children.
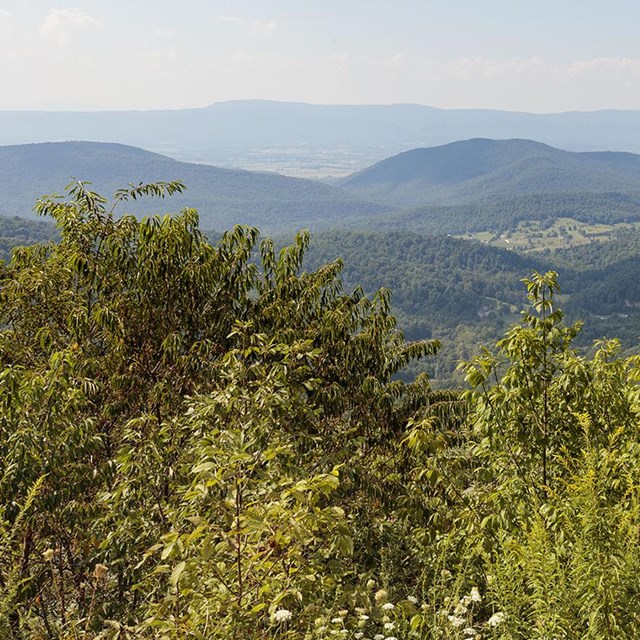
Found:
<box><xmin>1</xmin><ymin>182</ymin><xmax>640</xmax><ymax>638</ymax></box>
<box><xmin>3</xmin><ymin>208</ymin><xmax>640</xmax><ymax>386</ymax></box>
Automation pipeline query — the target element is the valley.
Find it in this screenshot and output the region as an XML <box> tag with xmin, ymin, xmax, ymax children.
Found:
<box><xmin>3</xmin><ymin>135</ymin><xmax>640</xmax><ymax>386</ymax></box>
<box><xmin>4</xmin><ymin>101</ymin><xmax>640</xmax><ymax>176</ymax></box>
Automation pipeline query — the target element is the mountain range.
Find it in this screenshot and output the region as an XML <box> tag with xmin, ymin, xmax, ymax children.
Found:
<box><xmin>3</xmin><ymin>138</ymin><xmax>640</xmax><ymax>237</ymax></box>
<box><xmin>3</xmin><ymin>101</ymin><xmax>640</xmax><ymax>175</ymax></box>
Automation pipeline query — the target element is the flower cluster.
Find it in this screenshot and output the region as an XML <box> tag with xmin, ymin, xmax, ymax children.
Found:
<box><xmin>297</xmin><ymin>580</ymin><xmax>506</xmax><ymax>639</ymax></box>
<box><xmin>272</xmin><ymin>608</ymin><xmax>293</xmax><ymax>624</ymax></box>
<box><xmin>310</xmin><ymin>579</ymin><xmax>422</xmax><ymax>640</ymax></box>
<box><xmin>437</xmin><ymin>586</ymin><xmax>505</xmax><ymax>639</ymax></box>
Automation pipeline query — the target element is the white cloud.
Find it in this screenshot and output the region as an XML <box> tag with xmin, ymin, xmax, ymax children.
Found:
<box><xmin>39</xmin><ymin>8</ymin><xmax>102</xmax><ymax>47</ymax></box>
<box><xmin>250</xmin><ymin>19</ymin><xmax>277</xmax><ymax>38</ymax></box>
<box><xmin>567</xmin><ymin>57</ymin><xmax>640</xmax><ymax>79</ymax></box>
<box><xmin>384</xmin><ymin>52</ymin><xmax>406</xmax><ymax>71</ymax></box>
<box><xmin>329</xmin><ymin>52</ymin><xmax>351</xmax><ymax>73</ymax></box>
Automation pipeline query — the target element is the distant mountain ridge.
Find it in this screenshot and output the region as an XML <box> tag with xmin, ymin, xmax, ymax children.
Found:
<box><xmin>3</xmin><ymin>101</ymin><xmax>640</xmax><ymax>175</ymax></box>
<box><xmin>338</xmin><ymin>138</ymin><xmax>640</xmax><ymax>208</ymax></box>
<box><xmin>0</xmin><ymin>141</ymin><xmax>389</xmax><ymax>233</ymax></box>
<box><xmin>5</xmin><ymin>138</ymin><xmax>640</xmax><ymax>238</ymax></box>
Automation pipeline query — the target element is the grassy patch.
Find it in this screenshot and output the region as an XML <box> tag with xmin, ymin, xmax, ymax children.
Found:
<box><xmin>456</xmin><ymin>218</ymin><xmax>640</xmax><ymax>252</ymax></box>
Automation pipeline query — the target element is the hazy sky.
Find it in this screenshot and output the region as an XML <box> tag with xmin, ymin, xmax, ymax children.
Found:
<box><xmin>1</xmin><ymin>0</ymin><xmax>640</xmax><ymax>112</ymax></box>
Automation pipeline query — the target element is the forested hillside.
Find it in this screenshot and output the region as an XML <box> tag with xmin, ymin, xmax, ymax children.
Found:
<box><xmin>6</xmin><ymin>139</ymin><xmax>640</xmax><ymax>243</ymax></box>
<box><xmin>340</xmin><ymin>139</ymin><xmax>640</xmax><ymax>246</ymax></box>
<box><xmin>339</xmin><ymin>138</ymin><xmax>640</xmax><ymax>207</ymax></box>
<box><xmin>2</xmin><ymin>182</ymin><xmax>640</xmax><ymax>638</ymax></box>
<box><xmin>2</xmin><ymin>213</ymin><xmax>639</xmax><ymax>385</ymax></box>
<box><xmin>0</xmin><ymin>214</ymin><xmax>57</xmax><ymax>261</ymax></box>
<box><xmin>369</xmin><ymin>192</ymin><xmax>640</xmax><ymax>236</ymax></box>
<box><xmin>302</xmin><ymin>231</ymin><xmax>539</xmax><ymax>382</ymax></box>
<box><xmin>0</xmin><ymin>142</ymin><xmax>389</xmax><ymax>232</ymax></box>
<box><xmin>303</xmin><ymin>230</ymin><xmax>640</xmax><ymax>382</ymax></box>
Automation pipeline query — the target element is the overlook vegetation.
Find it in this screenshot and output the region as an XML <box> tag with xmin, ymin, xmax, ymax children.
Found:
<box><xmin>1</xmin><ymin>182</ymin><xmax>640</xmax><ymax>638</ymax></box>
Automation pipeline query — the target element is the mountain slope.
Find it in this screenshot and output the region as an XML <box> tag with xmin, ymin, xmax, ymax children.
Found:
<box><xmin>356</xmin><ymin>193</ymin><xmax>640</xmax><ymax>236</ymax></box>
<box><xmin>338</xmin><ymin>138</ymin><xmax>640</xmax><ymax>208</ymax></box>
<box><xmin>0</xmin><ymin>214</ymin><xmax>57</xmax><ymax>261</ymax></box>
<box><xmin>3</xmin><ymin>101</ymin><xmax>640</xmax><ymax>175</ymax></box>
<box><xmin>0</xmin><ymin>142</ymin><xmax>389</xmax><ymax>232</ymax></box>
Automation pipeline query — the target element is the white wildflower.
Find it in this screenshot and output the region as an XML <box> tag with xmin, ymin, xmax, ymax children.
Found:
<box><xmin>367</xmin><ymin>579</ymin><xmax>376</xmax><ymax>589</ymax></box>
<box><xmin>470</xmin><ymin>586</ymin><xmax>482</xmax><ymax>603</ymax></box>
<box><xmin>383</xmin><ymin>622</ymin><xmax>394</xmax><ymax>631</ymax></box>
<box><xmin>338</xmin><ymin>609</ymin><xmax>349</xmax><ymax>617</ymax></box>
<box><xmin>43</xmin><ymin>549</ymin><xmax>54</xmax><ymax>562</ymax></box>
<box><xmin>331</xmin><ymin>617</ymin><xmax>343</xmax><ymax>624</ymax></box>
<box><xmin>374</xmin><ymin>635</ymin><xmax>385</xmax><ymax>640</ymax></box>
<box><xmin>407</xmin><ymin>595</ymin><xmax>418</xmax><ymax>604</ymax></box>
<box><xmin>385</xmin><ymin>637</ymin><xmax>398</xmax><ymax>640</ymax></box>
<box><xmin>355</xmin><ymin>634</ymin><xmax>365</xmax><ymax>639</ymax></box>
<box><xmin>355</xmin><ymin>607</ymin><xmax>368</xmax><ymax>614</ymax></box>
<box><xmin>272</xmin><ymin>609</ymin><xmax>292</xmax><ymax>623</ymax></box>
<box><xmin>448</xmin><ymin>615</ymin><xmax>465</xmax><ymax>627</ymax></box>
<box><xmin>454</xmin><ymin>602</ymin><xmax>468</xmax><ymax>615</ymax></box>
<box><xmin>359</xmin><ymin>614</ymin><xmax>370</xmax><ymax>621</ymax></box>
<box><xmin>463</xmin><ymin>628</ymin><xmax>476</xmax><ymax>636</ymax></box>
<box><xmin>488</xmin><ymin>611</ymin><xmax>505</xmax><ymax>627</ymax></box>
<box><xmin>381</xmin><ymin>602</ymin><xmax>395</xmax><ymax>611</ymax></box>
<box><xmin>382</xmin><ymin>615</ymin><xmax>390</xmax><ymax>623</ymax></box>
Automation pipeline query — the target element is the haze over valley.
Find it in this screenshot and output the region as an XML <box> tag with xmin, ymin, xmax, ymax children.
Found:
<box><xmin>4</xmin><ymin>101</ymin><xmax>640</xmax><ymax>177</ymax></box>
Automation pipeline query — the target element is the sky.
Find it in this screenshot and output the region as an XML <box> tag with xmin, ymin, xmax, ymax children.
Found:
<box><xmin>1</xmin><ymin>0</ymin><xmax>640</xmax><ymax>112</ymax></box>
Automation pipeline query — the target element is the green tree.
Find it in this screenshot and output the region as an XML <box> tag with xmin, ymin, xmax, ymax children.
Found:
<box><xmin>0</xmin><ymin>180</ymin><xmax>440</xmax><ymax>637</ymax></box>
